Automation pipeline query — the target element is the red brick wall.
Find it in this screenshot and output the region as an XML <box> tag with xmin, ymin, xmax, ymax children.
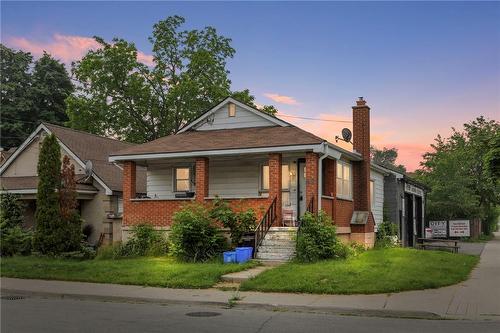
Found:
<box><xmin>123</xmin><ymin>199</ymin><xmax>190</xmax><ymax>227</ymax></box>
<box><xmin>321</xmin><ymin>197</ymin><xmax>334</xmax><ymax>220</ymax></box>
<box><xmin>123</xmin><ymin>161</ymin><xmax>136</xmax><ymax>201</ymax></box>
<box><xmin>305</xmin><ymin>152</ymin><xmax>319</xmax><ymax>213</ymax></box>
<box><xmin>323</xmin><ymin>159</ymin><xmax>336</xmax><ymax>197</ymax></box>
<box><xmin>268</xmin><ymin>153</ymin><xmax>282</xmax><ymax>225</ymax></box>
<box><xmin>334</xmin><ymin>198</ymin><xmax>354</xmax><ymax>228</ymax></box>
<box><xmin>195</xmin><ymin>157</ymin><xmax>209</xmax><ymax>202</ymax></box>
<box><xmin>123</xmin><ymin>197</ymin><xmax>270</xmax><ymax>227</ymax></box>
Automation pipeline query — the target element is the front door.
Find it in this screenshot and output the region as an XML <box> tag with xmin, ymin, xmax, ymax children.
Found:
<box><xmin>297</xmin><ymin>159</ymin><xmax>306</xmax><ymax>217</ymax></box>
<box><xmin>405</xmin><ymin>193</ymin><xmax>414</xmax><ymax>247</ymax></box>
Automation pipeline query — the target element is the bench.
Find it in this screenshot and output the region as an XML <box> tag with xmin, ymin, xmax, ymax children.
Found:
<box><xmin>417</xmin><ymin>238</ymin><xmax>460</xmax><ymax>254</ymax></box>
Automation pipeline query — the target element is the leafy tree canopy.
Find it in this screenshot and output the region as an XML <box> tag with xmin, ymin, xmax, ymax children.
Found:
<box><xmin>370</xmin><ymin>146</ymin><xmax>407</xmax><ymax>173</ymax></box>
<box><xmin>414</xmin><ymin>116</ymin><xmax>499</xmax><ymax>230</ymax></box>
<box><xmin>66</xmin><ymin>16</ymin><xmax>277</xmax><ymax>143</ymax></box>
<box><xmin>0</xmin><ymin>45</ymin><xmax>73</xmax><ymax>148</ymax></box>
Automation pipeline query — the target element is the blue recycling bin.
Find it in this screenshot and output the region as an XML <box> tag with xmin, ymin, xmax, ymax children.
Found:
<box><xmin>223</xmin><ymin>251</ymin><xmax>236</xmax><ymax>264</ymax></box>
<box><xmin>235</xmin><ymin>247</ymin><xmax>253</xmax><ymax>263</ymax></box>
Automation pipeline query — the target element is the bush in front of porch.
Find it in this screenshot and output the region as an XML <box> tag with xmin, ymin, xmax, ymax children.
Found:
<box><xmin>240</xmin><ymin>248</ymin><xmax>479</xmax><ymax>294</ymax></box>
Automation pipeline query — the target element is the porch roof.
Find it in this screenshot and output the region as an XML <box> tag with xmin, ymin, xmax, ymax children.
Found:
<box><xmin>110</xmin><ymin>126</ymin><xmax>325</xmax><ymax>159</ymax></box>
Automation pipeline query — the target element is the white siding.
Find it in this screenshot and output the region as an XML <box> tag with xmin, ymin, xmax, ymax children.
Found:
<box><xmin>209</xmin><ymin>159</ymin><xmax>261</xmax><ymax>197</ymax></box>
<box><xmin>196</xmin><ymin>104</ymin><xmax>275</xmax><ymax>131</ymax></box>
<box><xmin>147</xmin><ymin>167</ymin><xmax>175</xmax><ymax>199</ymax></box>
<box><xmin>370</xmin><ymin>169</ymin><xmax>385</xmax><ymax>229</ymax></box>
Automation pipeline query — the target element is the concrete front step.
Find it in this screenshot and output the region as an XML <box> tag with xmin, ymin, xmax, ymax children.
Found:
<box><xmin>260</xmin><ymin>239</ymin><xmax>296</xmax><ymax>246</ymax></box>
<box><xmin>264</xmin><ymin>233</ymin><xmax>297</xmax><ymax>241</ymax></box>
<box><xmin>257</xmin><ymin>246</ymin><xmax>296</xmax><ymax>254</ymax></box>
<box><xmin>256</xmin><ymin>252</ymin><xmax>295</xmax><ymax>261</ymax></box>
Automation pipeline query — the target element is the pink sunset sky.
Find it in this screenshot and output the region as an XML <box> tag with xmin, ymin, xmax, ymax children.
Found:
<box><xmin>2</xmin><ymin>2</ymin><xmax>499</xmax><ymax>171</ymax></box>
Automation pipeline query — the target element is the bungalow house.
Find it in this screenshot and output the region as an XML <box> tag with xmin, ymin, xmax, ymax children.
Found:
<box><xmin>110</xmin><ymin>97</ymin><xmax>386</xmax><ymax>260</ymax></box>
<box><xmin>376</xmin><ymin>164</ymin><xmax>428</xmax><ymax>247</ymax></box>
<box><xmin>0</xmin><ymin>123</ymin><xmax>146</xmax><ymax>245</ymax></box>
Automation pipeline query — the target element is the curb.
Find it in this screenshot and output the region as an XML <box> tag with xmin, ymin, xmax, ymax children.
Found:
<box><xmin>1</xmin><ymin>288</ymin><xmax>443</xmax><ymax>320</ymax></box>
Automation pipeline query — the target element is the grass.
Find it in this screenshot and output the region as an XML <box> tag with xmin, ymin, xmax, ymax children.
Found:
<box><xmin>0</xmin><ymin>256</ymin><xmax>258</xmax><ymax>289</ymax></box>
<box><xmin>461</xmin><ymin>234</ymin><xmax>494</xmax><ymax>243</ymax></box>
<box><xmin>240</xmin><ymin>248</ymin><xmax>479</xmax><ymax>295</ymax></box>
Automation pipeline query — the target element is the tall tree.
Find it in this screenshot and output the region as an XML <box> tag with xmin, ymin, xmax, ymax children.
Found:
<box><xmin>31</xmin><ymin>52</ymin><xmax>74</xmax><ymax>125</ymax></box>
<box><xmin>59</xmin><ymin>155</ymin><xmax>82</xmax><ymax>250</ymax></box>
<box><xmin>33</xmin><ymin>134</ymin><xmax>62</xmax><ymax>254</ymax></box>
<box><xmin>415</xmin><ymin>117</ymin><xmax>499</xmax><ymax>233</ymax></box>
<box><xmin>0</xmin><ymin>45</ymin><xmax>33</xmax><ymax>148</ymax></box>
<box><xmin>67</xmin><ymin>16</ymin><xmax>276</xmax><ymax>143</ymax></box>
<box><xmin>370</xmin><ymin>146</ymin><xmax>407</xmax><ymax>173</ymax></box>
<box><xmin>0</xmin><ymin>45</ymin><xmax>73</xmax><ymax>148</ymax></box>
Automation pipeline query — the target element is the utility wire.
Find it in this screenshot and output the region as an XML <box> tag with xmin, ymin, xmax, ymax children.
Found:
<box><xmin>278</xmin><ymin>114</ymin><xmax>352</xmax><ymax>123</ymax></box>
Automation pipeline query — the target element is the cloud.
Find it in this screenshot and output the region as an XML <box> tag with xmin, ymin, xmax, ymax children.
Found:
<box><xmin>264</xmin><ymin>93</ymin><xmax>300</xmax><ymax>105</ymax></box>
<box><xmin>5</xmin><ymin>33</ymin><xmax>154</xmax><ymax>66</ymax></box>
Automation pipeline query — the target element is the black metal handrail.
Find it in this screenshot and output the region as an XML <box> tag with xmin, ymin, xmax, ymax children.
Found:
<box><xmin>254</xmin><ymin>196</ymin><xmax>277</xmax><ymax>254</ymax></box>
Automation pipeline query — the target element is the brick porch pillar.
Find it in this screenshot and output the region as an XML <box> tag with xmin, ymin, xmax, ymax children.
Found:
<box><xmin>195</xmin><ymin>157</ymin><xmax>209</xmax><ymax>202</ymax></box>
<box><xmin>305</xmin><ymin>152</ymin><xmax>319</xmax><ymax>214</ymax></box>
<box><xmin>268</xmin><ymin>153</ymin><xmax>282</xmax><ymax>226</ymax></box>
<box><xmin>123</xmin><ymin>161</ymin><xmax>136</xmax><ymax>227</ymax></box>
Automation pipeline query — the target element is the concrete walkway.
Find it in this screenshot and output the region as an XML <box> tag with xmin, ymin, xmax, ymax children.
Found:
<box><xmin>2</xmin><ymin>232</ymin><xmax>499</xmax><ymax>321</ymax></box>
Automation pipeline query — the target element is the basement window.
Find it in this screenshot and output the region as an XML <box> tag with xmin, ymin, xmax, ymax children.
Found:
<box><xmin>228</xmin><ymin>103</ymin><xmax>236</xmax><ymax>117</ymax></box>
<box><xmin>336</xmin><ymin>161</ymin><xmax>352</xmax><ymax>200</ymax></box>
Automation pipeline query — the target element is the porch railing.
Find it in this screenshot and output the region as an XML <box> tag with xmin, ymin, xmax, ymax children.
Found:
<box><xmin>254</xmin><ymin>196</ymin><xmax>277</xmax><ymax>254</ymax></box>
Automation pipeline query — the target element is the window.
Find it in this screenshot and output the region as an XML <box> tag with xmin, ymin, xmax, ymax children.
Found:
<box><xmin>370</xmin><ymin>180</ymin><xmax>375</xmax><ymax>209</ymax></box>
<box><xmin>261</xmin><ymin>164</ymin><xmax>290</xmax><ymax>191</ymax></box>
<box><xmin>174</xmin><ymin>167</ymin><xmax>191</xmax><ymax>192</ymax></box>
<box><xmin>117</xmin><ymin>198</ymin><xmax>123</xmax><ymax>215</ymax></box>
<box><xmin>336</xmin><ymin>161</ymin><xmax>352</xmax><ymax>199</ymax></box>
<box><xmin>228</xmin><ymin>103</ymin><xmax>236</xmax><ymax>117</ymax></box>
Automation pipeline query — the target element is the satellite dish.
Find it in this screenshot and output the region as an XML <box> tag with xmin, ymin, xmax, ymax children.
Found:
<box><xmin>341</xmin><ymin>128</ymin><xmax>352</xmax><ymax>142</ymax></box>
<box><xmin>84</xmin><ymin>160</ymin><xmax>93</xmax><ymax>178</ymax></box>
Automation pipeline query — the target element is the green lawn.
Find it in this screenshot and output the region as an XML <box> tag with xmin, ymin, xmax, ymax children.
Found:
<box><xmin>0</xmin><ymin>256</ymin><xmax>257</xmax><ymax>289</ymax></box>
<box><xmin>240</xmin><ymin>248</ymin><xmax>479</xmax><ymax>295</ymax></box>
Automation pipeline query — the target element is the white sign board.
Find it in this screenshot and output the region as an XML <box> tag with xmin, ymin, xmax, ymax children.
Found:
<box><xmin>429</xmin><ymin>221</ymin><xmax>447</xmax><ymax>238</ymax></box>
<box><xmin>404</xmin><ymin>183</ymin><xmax>424</xmax><ymax>197</ymax></box>
<box><xmin>425</xmin><ymin>228</ymin><xmax>433</xmax><ymax>239</ymax></box>
<box><xmin>449</xmin><ymin>220</ymin><xmax>470</xmax><ymax>237</ymax></box>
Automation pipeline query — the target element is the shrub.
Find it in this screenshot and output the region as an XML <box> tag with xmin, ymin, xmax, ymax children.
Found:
<box><xmin>170</xmin><ymin>204</ymin><xmax>226</xmax><ymax>262</ymax></box>
<box><xmin>296</xmin><ymin>212</ymin><xmax>348</xmax><ymax>262</ymax></box>
<box><xmin>375</xmin><ymin>221</ymin><xmax>399</xmax><ymax>248</ymax></box>
<box><xmin>57</xmin><ymin>243</ymin><xmax>96</xmax><ymax>260</ymax></box>
<box><xmin>0</xmin><ymin>193</ymin><xmax>32</xmax><ymax>256</ymax></box>
<box><xmin>210</xmin><ymin>198</ymin><xmax>257</xmax><ymax>246</ymax></box>
<box><xmin>120</xmin><ymin>224</ymin><xmax>168</xmax><ymax>257</ymax></box>
<box><xmin>0</xmin><ymin>226</ymin><xmax>32</xmax><ymax>256</ymax></box>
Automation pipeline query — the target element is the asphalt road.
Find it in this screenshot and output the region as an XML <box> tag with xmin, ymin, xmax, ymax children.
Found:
<box><xmin>1</xmin><ymin>296</ymin><xmax>499</xmax><ymax>333</ymax></box>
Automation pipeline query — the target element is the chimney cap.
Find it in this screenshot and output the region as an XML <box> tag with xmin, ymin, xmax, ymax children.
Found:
<box><xmin>356</xmin><ymin>97</ymin><xmax>367</xmax><ymax>106</ymax></box>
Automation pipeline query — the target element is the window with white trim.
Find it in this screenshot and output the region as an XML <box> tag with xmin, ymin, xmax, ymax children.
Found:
<box><xmin>336</xmin><ymin>161</ymin><xmax>352</xmax><ymax>199</ymax></box>
<box><xmin>174</xmin><ymin>167</ymin><xmax>191</xmax><ymax>192</ymax></box>
<box><xmin>370</xmin><ymin>180</ymin><xmax>375</xmax><ymax>210</ymax></box>
<box><xmin>228</xmin><ymin>103</ymin><xmax>236</xmax><ymax>117</ymax></box>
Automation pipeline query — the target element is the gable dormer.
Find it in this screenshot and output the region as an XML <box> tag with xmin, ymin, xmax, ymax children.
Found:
<box><xmin>178</xmin><ymin>97</ymin><xmax>289</xmax><ymax>133</ymax></box>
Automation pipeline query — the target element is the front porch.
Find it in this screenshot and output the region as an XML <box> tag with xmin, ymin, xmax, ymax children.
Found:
<box><xmin>121</xmin><ymin>152</ymin><xmax>322</xmax><ymax>228</ymax></box>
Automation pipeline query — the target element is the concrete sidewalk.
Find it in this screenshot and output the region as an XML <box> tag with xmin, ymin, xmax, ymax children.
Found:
<box><xmin>2</xmin><ymin>233</ymin><xmax>499</xmax><ymax>321</ymax></box>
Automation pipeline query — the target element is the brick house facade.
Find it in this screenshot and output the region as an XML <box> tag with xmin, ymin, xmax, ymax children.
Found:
<box><xmin>111</xmin><ymin>97</ymin><xmax>385</xmax><ymax>247</ymax></box>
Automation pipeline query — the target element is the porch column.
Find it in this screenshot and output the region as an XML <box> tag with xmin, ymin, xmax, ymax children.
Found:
<box><xmin>123</xmin><ymin>161</ymin><xmax>136</xmax><ymax>201</ymax></box>
<box><xmin>305</xmin><ymin>152</ymin><xmax>319</xmax><ymax>214</ymax></box>
<box><xmin>195</xmin><ymin>157</ymin><xmax>209</xmax><ymax>202</ymax></box>
<box><xmin>268</xmin><ymin>153</ymin><xmax>282</xmax><ymax>225</ymax></box>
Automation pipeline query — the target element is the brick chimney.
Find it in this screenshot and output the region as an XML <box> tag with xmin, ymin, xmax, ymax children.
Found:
<box><xmin>352</xmin><ymin>97</ymin><xmax>371</xmax><ymax>212</ymax></box>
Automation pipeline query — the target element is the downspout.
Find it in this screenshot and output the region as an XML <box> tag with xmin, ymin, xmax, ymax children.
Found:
<box><xmin>317</xmin><ymin>141</ymin><xmax>329</xmax><ymax>212</ymax></box>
